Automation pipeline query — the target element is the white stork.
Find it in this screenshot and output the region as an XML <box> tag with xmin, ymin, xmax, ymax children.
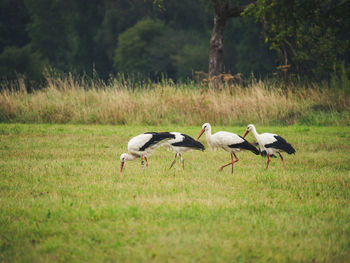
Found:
<box><xmin>243</xmin><ymin>124</ymin><xmax>296</xmax><ymax>171</ymax></box>
<box><xmin>120</xmin><ymin>132</ymin><xmax>175</xmax><ymax>172</ymax></box>
<box><xmin>197</xmin><ymin>123</ymin><xmax>259</xmax><ymax>174</ymax></box>
<box><xmin>162</xmin><ymin>132</ymin><xmax>205</xmax><ymax>169</ymax></box>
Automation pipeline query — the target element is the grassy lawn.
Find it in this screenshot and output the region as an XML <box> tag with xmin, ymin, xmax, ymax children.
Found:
<box><xmin>0</xmin><ymin>123</ymin><xmax>349</xmax><ymax>262</ymax></box>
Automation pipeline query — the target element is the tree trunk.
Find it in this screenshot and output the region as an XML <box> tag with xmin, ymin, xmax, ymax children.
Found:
<box><xmin>209</xmin><ymin>14</ymin><xmax>227</xmax><ymax>78</ymax></box>
<box><xmin>208</xmin><ymin>1</ymin><xmax>253</xmax><ymax>85</ymax></box>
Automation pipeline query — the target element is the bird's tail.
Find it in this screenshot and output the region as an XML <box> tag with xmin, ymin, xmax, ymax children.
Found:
<box><xmin>243</xmin><ymin>140</ymin><xmax>260</xmax><ymax>155</ymax></box>
<box><xmin>192</xmin><ymin>140</ymin><xmax>205</xmax><ymax>151</ymax></box>
<box><xmin>285</xmin><ymin>144</ymin><xmax>296</xmax><ymax>154</ymax></box>
<box><xmin>230</xmin><ymin>138</ymin><xmax>260</xmax><ymax>155</ymax></box>
<box><xmin>171</xmin><ymin>134</ymin><xmax>205</xmax><ymax>151</ymax></box>
<box><xmin>249</xmin><ymin>144</ymin><xmax>260</xmax><ymax>155</ymax></box>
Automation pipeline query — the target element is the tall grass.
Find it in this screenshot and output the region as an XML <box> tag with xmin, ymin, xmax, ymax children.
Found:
<box><xmin>0</xmin><ymin>73</ymin><xmax>349</xmax><ymax>125</ymax></box>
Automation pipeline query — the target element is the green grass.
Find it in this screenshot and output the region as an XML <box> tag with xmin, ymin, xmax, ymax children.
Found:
<box><xmin>0</xmin><ymin>123</ymin><xmax>349</xmax><ymax>262</ymax></box>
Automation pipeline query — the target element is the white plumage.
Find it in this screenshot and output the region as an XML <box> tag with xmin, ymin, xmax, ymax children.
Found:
<box><xmin>243</xmin><ymin>124</ymin><xmax>296</xmax><ymax>171</ymax></box>
<box><xmin>120</xmin><ymin>132</ymin><xmax>175</xmax><ymax>172</ymax></box>
<box><xmin>162</xmin><ymin>132</ymin><xmax>205</xmax><ymax>169</ymax></box>
<box><xmin>197</xmin><ymin>123</ymin><xmax>259</xmax><ymax>174</ymax></box>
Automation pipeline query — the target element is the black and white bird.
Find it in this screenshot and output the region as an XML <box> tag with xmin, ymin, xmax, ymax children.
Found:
<box><xmin>197</xmin><ymin>123</ymin><xmax>259</xmax><ymax>174</ymax></box>
<box><xmin>243</xmin><ymin>124</ymin><xmax>296</xmax><ymax>171</ymax></box>
<box><xmin>120</xmin><ymin>132</ymin><xmax>175</xmax><ymax>172</ymax></box>
<box><xmin>161</xmin><ymin>132</ymin><xmax>205</xmax><ymax>169</ymax></box>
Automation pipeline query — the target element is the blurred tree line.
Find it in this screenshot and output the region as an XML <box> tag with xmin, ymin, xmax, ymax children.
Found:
<box><xmin>0</xmin><ymin>0</ymin><xmax>349</xmax><ymax>86</ymax></box>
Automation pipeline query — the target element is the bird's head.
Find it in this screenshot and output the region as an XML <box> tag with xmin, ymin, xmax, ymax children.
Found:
<box><xmin>197</xmin><ymin>123</ymin><xmax>210</xmax><ymax>140</ymax></box>
<box><xmin>243</xmin><ymin>124</ymin><xmax>254</xmax><ymax>138</ymax></box>
<box><xmin>120</xmin><ymin>153</ymin><xmax>128</xmax><ymax>172</ymax></box>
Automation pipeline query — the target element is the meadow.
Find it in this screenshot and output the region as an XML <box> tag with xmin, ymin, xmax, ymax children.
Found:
<box><xmin>0</xmin><ymin>73</ymin><xmax>349</xmax><ymax>126</ymax></box>
<box><xmin>0</xmin><ymin>123</ymin><xmax>349</xmax><ymax>262</ymax></box>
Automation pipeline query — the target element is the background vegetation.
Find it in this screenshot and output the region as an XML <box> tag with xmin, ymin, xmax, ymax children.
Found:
<box><xmin>0</xmin><ymin>2</ymin><xmax>349</xmax><ymax>262</ymax></box>
<box><xmin>1</xmin><ymin>1</ymin><xmax>349</xmax><ymax>262</ymax></box>
<box><xmin>0</xmin><ymin>72</ymin><xmax>349</xmax><ymax>126</ymax></box>
<box><xmin>1</xmin><ymin>0</ymin><xmax>349</xmax><ymax>85</ymax></box>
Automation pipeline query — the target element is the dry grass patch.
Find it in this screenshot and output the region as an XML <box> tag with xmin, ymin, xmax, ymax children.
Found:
<box><xmin>1</xmin><ymin>74</ymin><xmax>349</xmax><ymax>125</ymax></box>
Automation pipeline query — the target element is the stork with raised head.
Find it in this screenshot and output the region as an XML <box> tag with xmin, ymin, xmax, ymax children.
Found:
<box><xmin>162</xmin><ymin>132</ymin><xmax>205</xmax><ymax>169</ymax></box>
<box><xmin>197</xmin><ymin>123</ymin><xmax>259</xmax><ymax>174</ymax></box>
<box><xmin>120</xmin><ymin>132</ymin><xmax>175</xmax><ymax>172</ymax></box>
<box><xmin>243</xmin><ymin>124</ymin><xmax>296</xmax><ymax>171</ymax></box>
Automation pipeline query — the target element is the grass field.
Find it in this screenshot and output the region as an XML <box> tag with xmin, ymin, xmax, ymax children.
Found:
<box><xmin>1</xmin><ymin>74</ymin><xmax>350</xmax><ymax>126</ymax></box>
<box><xmin>0</xmin><ymin>123</ymin><xmax>350</xmax><ymax>262</ymax></box>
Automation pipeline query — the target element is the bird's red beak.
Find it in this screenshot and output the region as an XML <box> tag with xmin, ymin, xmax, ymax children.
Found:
<box><xmin>120</xmin><ymin>161</ymin><xmax>124</xmax><ymax>173</ymax></box>
<box><xmin>197</xmin><ymin>129</ymin><xmax>205</xmax><ymax>140</ymax></box>
<box><xmin>243</xmin><ymin>130</ymin><xmax>249</xmax><ymax>138</ymax></box>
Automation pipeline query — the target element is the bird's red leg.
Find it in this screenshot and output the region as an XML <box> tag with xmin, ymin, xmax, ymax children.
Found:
<box><xmin>233</xmin><ymin>152</ymin><xmax>239</xmax><ymax>163</ymax></box>
<box><xmin>231</xmin><ymin>153</ymin><xmax>234</xmax><ymax>174</ymax></box>
<box><xmin>144</xmin><ymin>157</ymin><xmax>149</xmax><ymax>168</ymax></box>
<box><xmin>231</xmin><ymin>153</ymin><xmax>239</xmax><ymax>174</ymax></box>
<box><xmin>180</xmin><ymin>153</ymin><xmax>184</xmax><ymax>169</ymax></box>
<box><xmin>218</xmin><ymin>161</ymin><xmax>233</xmax><ymax>172</ymax></box>
<box><xmin>265</xmin><ymin>153</ymin><xmax>270</xmax><ymax>169</ymax></box>
<box><xmin>169</xmin><ymin>153</ymin><xmax>178</xmax><ymax>169</ymax></box>
<box><xmin>219</xmin><ymin>152</ymin><xmax>239</xmax><ymax>173</ymax></box>
<box><xmin>278</xmin><ymin>153</ymin><xmax>287</xmax><ymax>172</ymax></box>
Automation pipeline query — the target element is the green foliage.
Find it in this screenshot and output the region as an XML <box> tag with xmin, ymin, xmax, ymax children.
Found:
<box><xmin>172</xmin><ymin>41</ymin><xmax>209</xmax><ymax>79</ymax></box>
<box><xmin>0</xmin><ymin>0</ymin><xmax>30</xmax><ymax>52</ymax></box>
<box><xmin>2</xmin><ymin>0</ymin><xmax>349</xmax><ymax>81</ymax></box>
<box><xmin>24</xmin><ymin>0</ymin><xmax>105</xmax><ymax>75</ymax></box>
<box><xmin>113</xmin><ymin>18</ymin><xmax>168</xmax><ymax>77</ymax></box>
<box><xmin>224</xmin><ymin>18</ymin><xmax>277</xmax><ymax>76</ymax></box>
<box><xmin>160</xmin><ymin>0</ymin><xmax>211</xmax><ymax>30</ymax></box>
<box><xmin>330</xmin><ymin>62</ymin><xmax>350</xmax><ymax>95</ymax></box>
<box><xmin>89</xmin><ymin>0</ymin><xmax>161</xmax><ymax>78</ymax></box>
<box><xmin>0</xmin><ymin>45</ymin><xmax>47</xmax><ymax>83</ymax></box>
<box><xmin>0</xmin><ymin>123</ymin><xmax>350</xmax><ymax>262</ymax></box>
<box><xmin>93</xmin><ymin>0</ymin><xmax>157</xmax><ymax>78</ymax></box>
<box><xmin>245</xmin><ymin>0</ymin><xmax>350</xmax><ymax>79</ymax></box>
<box><xmin>24</xmin><ymin>0</ymin><xmax>76</xmax><ymax>71</ymax></box>
<box><xmin>114</xmin><ymin>18</ymin><xmax>210</xmax><ymax>79</ymax></box>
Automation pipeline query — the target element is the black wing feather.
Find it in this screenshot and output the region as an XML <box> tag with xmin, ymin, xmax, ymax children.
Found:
<box><xmin>229</xmin><ymin>136</ymin><xmax>260</xmax><ymax>155</ymax></box>
<box><xmin>265</xmin><ymin>135</ymin><xmax>296</xmax><ymax>154</ymax></box>
<box><xmin>140</xmin><ymin>132</ymin><xmax>175</xmax><ymax>151</ymax></box>
<box><xmin>171</xmin><ymin>133</ymin><xmax>205</xmax><ymax>150</ymax></box>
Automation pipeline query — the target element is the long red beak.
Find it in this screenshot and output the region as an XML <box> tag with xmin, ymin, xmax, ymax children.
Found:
<box><xmin>243</xmin><ymin>130</ymin><xmax>249</xmax><ymax>138</ymax></box>
<box><xmin>120</xmin><ymin>161</ymin><xmax>124</xmax><ymax>173</ymax></box>
<box><xmin>197</xmin><ymin>129</ymin><xmax>205</xmax><ymax>140</ymax></box>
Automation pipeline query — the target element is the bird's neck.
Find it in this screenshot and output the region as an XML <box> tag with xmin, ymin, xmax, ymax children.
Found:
<box><xmin>250</xmin><ymin>126</ymin><xmax>260</xmax><ymax>139</ymax></box>
<box><xmin>205</xmin><ymin>128</ymin><xmax>213</xmax><ymax>145</ymax></box>
<box><xmin>124</xmin><ymin>153</ymin><xmax>137</xmax><ymax>161</ymax></box>
<box><xmin>205</xmin><ymin>127</ymin><xmax>212</xmax><ymax>139</ymax></box>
